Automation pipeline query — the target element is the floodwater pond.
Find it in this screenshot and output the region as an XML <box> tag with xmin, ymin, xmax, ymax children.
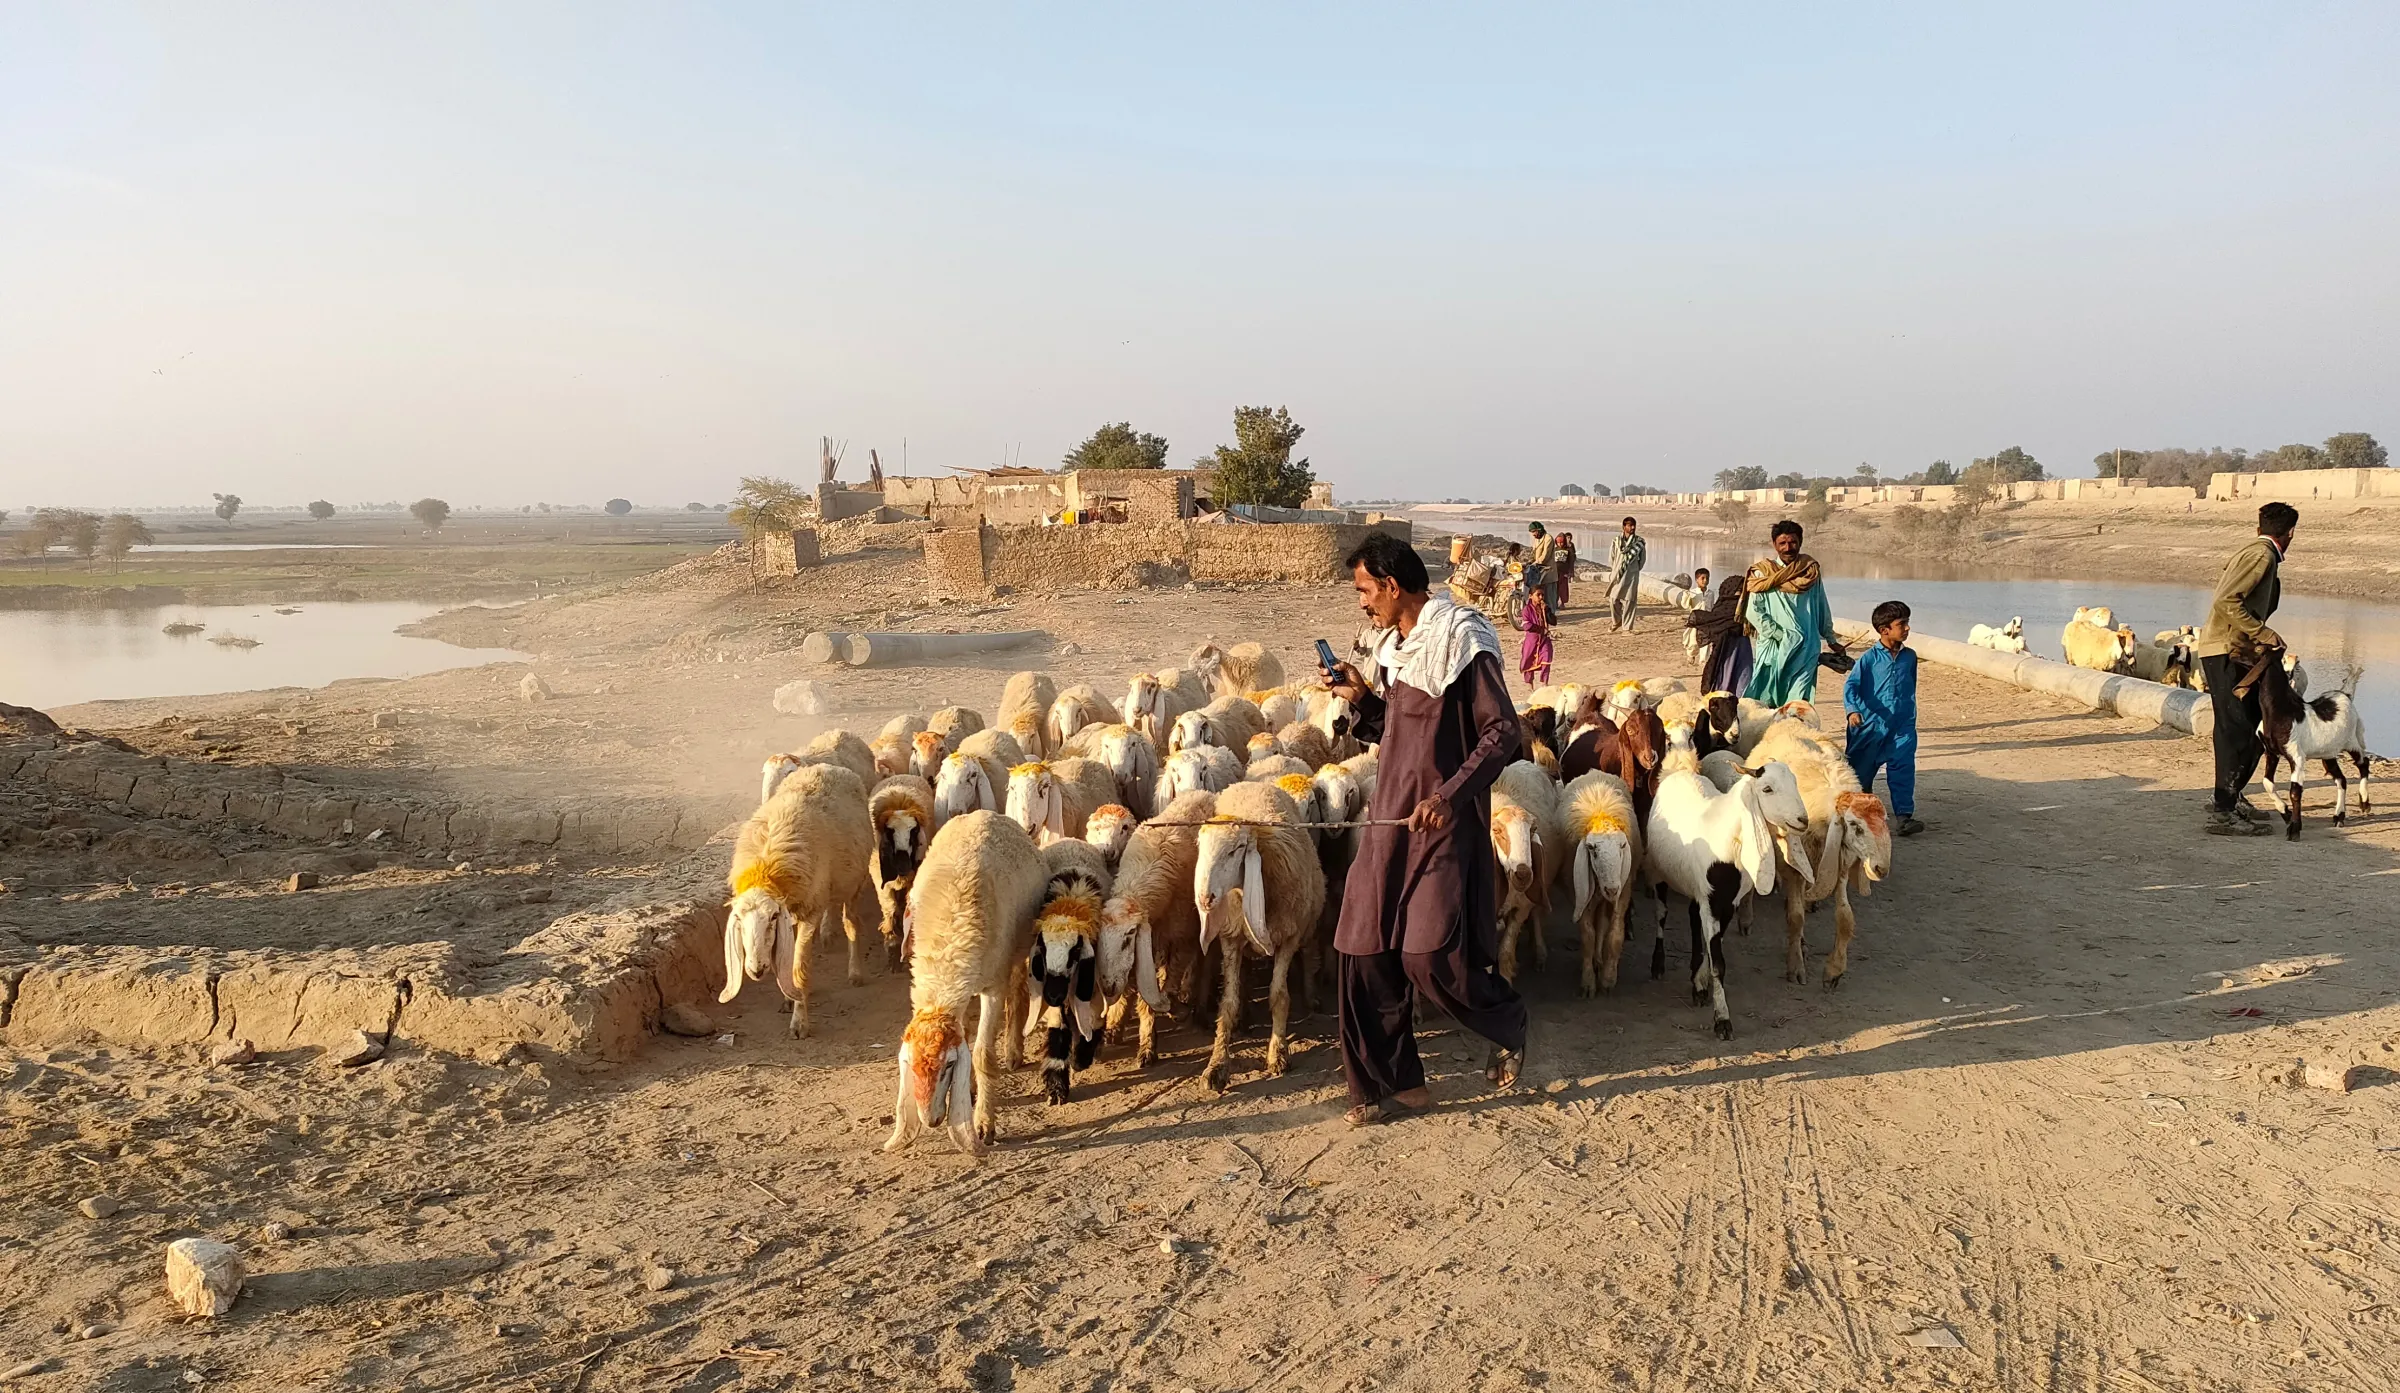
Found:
<box><xmin>2</xmin><ymin>601</ymin><xmax>522</xmax><ymax>712</ymax></box>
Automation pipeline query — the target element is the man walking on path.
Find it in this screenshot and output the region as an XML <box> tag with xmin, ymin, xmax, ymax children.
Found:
<box><xmin>1321</xmin><ymin>532</ymin><xmax>1529</xmax><ymax>1128</ymax></box>
<box><xmin>1526</xmin><ymin>521</ymin><xmax>1559</xmax><ymax>614</ymax></box>
<box><xmin>1743</xmin><ymin>519</ymin><xmax>1845</xmax><ymax>707</ymax></box>
<box><xmin>1607</xmin><ymin>515</ymin><xmax>1646</xmax><ymax>632</ymax></box>
<box><xmin>2195</xmin><ymin>502</ymin><xmax>2297</xmax><ymax>836</ymax></box>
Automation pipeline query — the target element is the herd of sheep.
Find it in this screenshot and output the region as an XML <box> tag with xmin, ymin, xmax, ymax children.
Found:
<box><xmin>714</xmin><ymin>635</ymin><xmax>1909</xmax><ymax>1156</ymax></box>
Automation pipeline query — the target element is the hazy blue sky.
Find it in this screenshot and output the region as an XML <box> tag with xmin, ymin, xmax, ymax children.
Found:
<box><xmin>4</xmin><ymin>3</ymin><xmax>2396</xmax><ymax>508</ymax></box>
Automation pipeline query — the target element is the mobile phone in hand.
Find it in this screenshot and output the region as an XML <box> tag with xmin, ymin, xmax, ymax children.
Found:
<box><xmin>1314</xmin><ymin>638</ymin><xmax>1340</xmax><ymax>674</ymax></box>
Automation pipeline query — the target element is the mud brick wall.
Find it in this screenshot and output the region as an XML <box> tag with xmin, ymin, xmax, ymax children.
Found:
<box><xmin>923</xmin><ymin>520</ymin><xmax>1411</xmax><ymax>599</ymax></box>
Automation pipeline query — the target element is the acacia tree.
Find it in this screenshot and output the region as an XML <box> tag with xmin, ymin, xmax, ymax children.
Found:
<box><xmin>409</xmin><ymin>497</ymin><xmax>451</xmax><ymax>532</ymax></box>
<box><xmin>45</xmin><ymin>509</ymin><xmax>102</xmax><ymax>561</ymax></box>
<box><xmin>100</xmin><ymin>513</ymin><xmax>153</xmax><ymax>566</ymax></box>
<box><xmin>1204</xmin><ymin>406</ymin><xmax>1315</xmax><ymax>509</ymax></box>
<box><xmin>727</xmin><ymin>475</ymin><xmax>809</xmax><ymax>576</ymax></box>
<box><xmin>1063</xmin><ymin>422</ymin><xmax>1169</xmax><ymax>471</ymax></box>
<box><xmin>212</xmin><ymin>492</ymin><xmax>242</xmax><ymax>524</ymax></box>
<box><xmin>308</xmin><ymin>500</ymin><xmax>336</xmax><ymax>520</ymax></box>
<box><xmin>604</xmin><ymin>498</ymin><xmax>633</xmax><ymax>516</ymax></box>
<box><xmin>2323</xmin><ymin>432</ymin><xmax>2387</xmax><ymax>470</ymax></box>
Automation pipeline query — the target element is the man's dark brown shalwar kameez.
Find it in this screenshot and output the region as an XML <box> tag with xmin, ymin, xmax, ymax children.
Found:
<box><xmin>1335</xmin><ymin>620</ymin><xmax>1529</xmax><ymax>1107</ymax></box>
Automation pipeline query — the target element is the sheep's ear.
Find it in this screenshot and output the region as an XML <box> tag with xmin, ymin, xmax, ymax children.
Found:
<box><xmin>1242</xmin><ymin>849</ymin><xmax>1271</xmax><ymax>953</ymax></box>
<box><xmin>1070</xmin><ymin>947</ymin><xmax>1100</xmax><ymax>1040</ymax></box>
<box><xmin>884</xmin><ymin>1046</ymin><xmax>923</xmax><ymax>1152</ymax></box>
<box><xmin>946</xmin><ymin>1052</ymin><xmax>979</xmax><ymax>1156</ymax></box>
<box><xmin>1571</xmin><ymin>841</ymin><xmax>1594</xmax><ymax>918</ymax></box>
<box><xmin>773</xmin><ymin>915</ymin><xmax>802</xmax><ymax>1002</ymax></box>
<box><xmin>1134</xmin><ymin>924</ymin><xmax>1165</xmax><ymax>1011</ymax></box>
<box><xmin>717</xmin><ymin>909</ymin><xmax>745</xmax><ymax>1004</ymax></box>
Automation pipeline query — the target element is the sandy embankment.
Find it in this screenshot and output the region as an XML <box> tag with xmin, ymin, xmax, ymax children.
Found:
<box><xmin>7</xmin><ymin>539</ymin><xmax>2400</xmax><ymax>1391</ymax></box>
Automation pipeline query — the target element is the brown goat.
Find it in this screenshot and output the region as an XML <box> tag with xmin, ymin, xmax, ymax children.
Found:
<box><xmin>1560</xmin><ymin>708</ymin><xmax>1667</xmax><ymax>822</ymax></box>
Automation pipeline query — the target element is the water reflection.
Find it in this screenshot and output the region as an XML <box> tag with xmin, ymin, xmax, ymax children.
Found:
<box><xmin>2</xmin><ymin>602</ymin><xmax>521</xmax><ymax>711</ymax></box>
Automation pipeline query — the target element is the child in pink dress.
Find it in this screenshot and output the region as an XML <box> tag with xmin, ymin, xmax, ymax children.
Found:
<box><xmin>1519</xmin><ymin>588</ymin><xmax>1553</xmax><ymax>688</ymax></box>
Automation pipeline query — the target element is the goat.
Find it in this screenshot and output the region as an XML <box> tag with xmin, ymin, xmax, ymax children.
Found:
<box><xmin>2253</xmin><ymin>658</ymin><xmax>2371</xmax><ymax>838</ymax></box>
<box><xmin>1097</xmin><ymin>789</ymin><xmax>1215</xmax><ymax>1067</ymax></box>
<box><xmin>872</xmin><ymin>713</ymin><xmax>928</xmax><ymax>777</ymax></box>
<box><xmin>1027</xmin><ymin>838</ymin><xmax>1113</xmax><ymax>1104</ymax></box>
<box><xmin>1747</xmin><ymin>725</ymin><xmax>1893</xmax><ymax>986</ymax></box>
<box><xmin>928</xmin><ymin>705</ymin><xmax>985</xmax><ymax>743</ymax></box>
<box><xmin>868</xmin><ymin>774</ymin><xmax>937</xmax><ymax>971</ymax></box>
<box><xmin>722</xmin><ymin>764</ymin><xmax>878</xmax><ymax>1035</ymax></box>
<box><xmin>1003</xmin><ymin>758</ymin><xmax>1119</xmax><ymax>846</ymax></box>
<box><xmin>1491</xmin><ymin>760</ymin><xmax>1566</xmax><ymax>981</ymax></box>
<box><xmin>1561</xmin><ymin>770</ymin><xmax>1644</xmax><ymax>996</ymax></box>
<box><xmin>886</xmin><ymin>811</ymin><xmax>1049</xmax><ymax>1155</ymax></box>
<box><xmin>1560</xmin><ymin>707</ymin><xmax>1667</xmax><ymax>822</ymax></box>
<box><xmin>933</xmin><ymin>750</ymin><xmax>1009</xmax><ymax>825</ymax></box>
<box><xmin>1968</xmin><ymin>617</ymin><xmax>2028</xmax><ymax>653</ymax></box>
<box><xmin>1194</xmin><ymin>780</ymin><xmax>1325</xmax><ymax>1091</ymax></box>
<box><xmin>1190</xmin><ymin>640</ymin><xmax>1286</xmax><ymax>699</ymax></box>
<box><xmin>1045</xmin><ymin>684</ymin><xmax>1121</xmax><ymax>756</ymax></box>
<box><xmin>996</xmin><ymin>671</ymin><xmax>1058</xmax><ymax>758</ymax></box>
<box><xmin>1642</xmin><ymin>758</ymin><xmax>1812</xmax><ymax>1040</ymax></box>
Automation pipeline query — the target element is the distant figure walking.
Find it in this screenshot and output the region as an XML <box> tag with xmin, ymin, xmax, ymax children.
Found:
<box><xmin>1688</xmin><ymin>574</ymin><xmax>1753</xmax><ymax>697</ymax></box>
<box><xmin>1607</xmin><ymin>516</ymin><xmax>1646</xmax><ymax>632</ymax></box>
<box><xmin>1554</xmin><ymin>533</ymin><xmax>1577</xmax><ymax>608</ymax></box>
<box><xmin>1526</xmin><ymin>522</ymin><xmax>1559</xmax><ymax>613</ymax></box>
<box><xmin>1743</xmin><ymin>519</ymin><xmax>1845</xmax><ymax>707</ymax></box>
<box><xmin>2195</xmin><ymin>502</ymin><xmax>2298</xmax><ymax>836</ymax></box>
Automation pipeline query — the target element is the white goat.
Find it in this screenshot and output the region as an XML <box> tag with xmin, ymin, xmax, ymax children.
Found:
<box><xmin>1968</xmin><ymin>617</ymin><xmax>2027</xmax><ymax>653</ymax></box>
<box><xmin>1194</xmin><ymin>780</ymin><xmax>1325</xmax><ymax>1092</ymax></box>
<box><xmin>886</xmin><ymin>811</ymin><xmax>1049</xmax><ymax>1155</ymax></box>
<box><xmin>2254</xmin><ymin>659</ymin><xmax>2372</xmax><ymax>837</ymax></box>
<box><xmin>1642</xmin><ymin>759</ymin><xmax>1812</xmax><ymax>1040</ymax></box>
<box><xmin>722</xmin><ymin>764</ymin><xmax>878</xmax><ymax>1035</ymax></box>
<box><xmin>1562</xmin><ymin>771</ymin><xmax>1644</xmax><ymax>997</ymax></box>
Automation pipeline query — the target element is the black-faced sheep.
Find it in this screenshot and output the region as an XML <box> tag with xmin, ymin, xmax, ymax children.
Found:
<box><xmin>868</xmin><ymin>773</ymin><xmax>937</xmax><ymax>972</ymax></box>
<box><xmin>1028</xmin><ymin>837</ymin><xmax>1113</xmax><ymax>1104</ymax></box>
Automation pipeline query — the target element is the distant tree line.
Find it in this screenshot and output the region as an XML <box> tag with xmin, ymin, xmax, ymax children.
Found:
<box><xmin>2093</xmin><ymin>433</ymin><xmax>2384</xmax><ymax>491</ymax></box>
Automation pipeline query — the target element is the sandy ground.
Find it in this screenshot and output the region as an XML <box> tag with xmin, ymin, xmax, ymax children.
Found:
<box><xmin>9</xmin><ymin>548</ymin><xmax>2400</xmax><ymax>1391</ymax></box>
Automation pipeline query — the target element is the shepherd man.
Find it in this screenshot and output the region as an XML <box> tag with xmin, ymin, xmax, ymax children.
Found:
<box><xmin>1320</xmin><ymin>531</ymin><xmax>1529</xmax><ymax>1128</ymax></box>
<box><xmin>1743</xmin><ymin>519</ymin><xmax>1846</xmax><ymax>707</ymax></box>
<box><xmin>1607</xmin><ymin>514</ymin><xmax>1646</xmax><ymax>632</ymax></box>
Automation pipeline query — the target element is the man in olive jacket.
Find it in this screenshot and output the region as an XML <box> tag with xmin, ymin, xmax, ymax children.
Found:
<box><xmin>2194</xmin><ymin>502</ymin><xmax>2297</xmax><ymax>835</ymax></box>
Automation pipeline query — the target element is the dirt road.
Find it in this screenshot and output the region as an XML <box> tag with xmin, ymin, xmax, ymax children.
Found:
<box><xmin>7</xmin><ymin>548</ymin><xmax>2400</xmax><ymax>1391</ymax></box>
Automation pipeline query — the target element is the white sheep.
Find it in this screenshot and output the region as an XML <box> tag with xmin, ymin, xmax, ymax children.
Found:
<box><xmin>886</xmin><ymin>811</ymin><xmax>1050</xmax><ymax>1155</ymax></box>
<box><xmin>996</xmin><ymin>671</ymin><xmax>1058</xmax><ymax>758</ymax></box>
<box><xmin>1247</xmin><ymin>753</ymin><xmax>1312</xmax><ymax>782</ymax></box>
<box><xmin>1303</xmin><ymin>760</ymin><xmax>1369</xmax><ymax>1006</ymax></box>
<box><xmin>2062</xmin><ymin>617</ymin><xmax>2136</xmax><ymax>673</ymax></box>
<box><xmin>1642</xmin><ymin>758</ymin><xmax>1812</xmax><ymax>1040</ymax></box>
<box><xmin>1097</xmin><ymin>789</ymin><xmax>1215</xmax><ymax>1067</ymax></box>
<box><xmin>1082</xmin><ymin>804</ymin><xmax>1138</xmax><ymax>870</ymax></box>
<box><xmin>1968</xmin><ymin>617</ymin><xmax>2027</xmax><ymax>653</ymax></box>
<box><xmin>2070</xmin><ymin>604</ymin><xmax>2116</xmax><ymax>631</ymax></box>
<box><xmin>933</xmin><ymin>750</ymin><xmax>1009</xmax><ymax>825</ymax></box>
<box><xmin>1061</xmin><ymin>721</ymin><xmax>1163</xmax><ymax>816</ymax></box>
<box><xmin>1561</xmin><ymin>770</ymin><xmax>1644</xmax><ymax>997</ymax></box>
<box><xmin>872</xmin><ymin>713</ymin><xmax>928</xmax><ymax>777</ymax></box>
<box><xmin>1154</xmin><ymin>744</ymin><xmax>1244</xmax><ymax>808</ymax></box>
<box><xmin>1305</xmin><ymin>686</ymin><xmax>1362</xmax><ymax>761</ymax></box>
<box><xmin>1003</xmin><ymin>757</ymin><xmax>1120</xmax><ymax>845</ymax></box>
<box><xmin>1172</xmin><ymin>695</ymin><xmax>1268</xmax><ymax>757</ymax></box>
<box><xmin>1746</xmin><ymin>725</ymin><xmax>1893</xmax><ymax>987</ymax></box>
<box><xmin>1732</xmin><ymin>698</ymin><xmax>1816</xmax><ymax>756</ymax></box>
<box><xmin>928</xmin><ymin>705</ymin><xmax>985</xmax><ymax>744</ymax></box>
<box><xmin>957</xmin><ymin>726</ymin><xmax>1027</xmax><ymax>768</ymax></box>
<box><xmin>1045</xmin><ymin>684</ymin><xmax>1121</xmax><ymax>755</ymax></box>
<box><xmin>868</xmin><ymin>774</ymin><xmax>937</xmax><ymax>971</ymax></box>
<box><xmin>1274</xmin><ymin>720</ymin><xmax>1335</xmax><ymax>771</ymax></box>
<box><xmin>1194</xmin><ymin>779</ymin><xmax>1326</xmax><ymax>1091</ymax></box>
<box><xmin>1245</xmin><ymin>730</ymin><xmax>1282</xmax><ymax>766</ymax></box>
<box><xmin>759</xmin><ymin>728</ymin><xmax>878</xmax><ymax>804</ymax></box>
<box><xmin>722</xmin><ymin>764</ymin><xmax>878</xmax><ymax>1035</ymax></box>
<box><xmin>909</xmin><ymin>729</ymin><xmax>950</xmax><ymax>782</ymax></box>
<box><xmin>1490</xmin><ymin>760</ymin><xmax>1566</xmax><ymax>982</ymax></box>
<box><xmin>1190</xmin><ymin>640</ymin><xmax>1286</xmax><ymax>699</ymax></box>
<box><xmin>1123</xmin><ymin>671</ymin><xmax>1198</xmax><ymax>749</ymax></box>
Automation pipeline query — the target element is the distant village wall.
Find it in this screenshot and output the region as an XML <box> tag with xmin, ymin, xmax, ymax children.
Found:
<box><xmin>923</xmin><ymin>520</ymin><xmax>1412</xmax><ymax>599</ymax></box>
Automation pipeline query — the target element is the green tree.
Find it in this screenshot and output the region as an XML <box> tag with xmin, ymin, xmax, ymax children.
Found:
<box><xmin>604</xmin><ymin>498</ymin><xmax>633</xmax><ymax>516</ymax></box>
<box><xmin>2254</xmin><ymin>443</ymin><xmax>2325</xmax><ymax>473</ymax></box>
<box><xmin>307</xmin><ymin>499</ymin><xmax>336</xmax><ymax>520</ymax></box>
<box><xmin>1557</xmin><ymin>483</ymin><xmax>1588</xmax><ymax>496</ymax></box>
<box><xmin>1063</xmin><ymin>422</ymin><xmax>1170</xmax><ymax>471</ymax></box>
<box><xmin>1967</xmin><ymin>446</ymin><xmax>2044</xmax><ymax>484</ymax></box>
<box><xmin>1922</xmin><ymin>459</ymin><xmax>1958</xmax><ymax>485</ymax></box>
<box><xmin>1768</xmin><ymin>471</ymin><xmax>1807</xmax><ymax>490</ymax></box>
<box><xmin>1854</xmin><ymin>463</ymin><xmax>1876</xmax><ymax>480</ymax></box>
<box><xmin>1714</xmin><ymin>465</ymin><xmax>1769</xmax><ymax>491</ymax></box>
<box><xmin>2322</xmin><ymin>432</ymin><xmax>2387</xmax><ymax>470</ymax></box>
<box><xmin>1590</xmin><ymin>483</ymin><xmax>1613</xmax><ymax>497</ymax></box>
<box><xmin>40</xmin><ymin>509</ymin><xmax>102</xmax><ymax>561</ymax></box>
<box><xmin>100</xmin><ymin>513</ymin><xmax>153</xmax><ymax>564</ymax></box>
<box><xmin>1204</xmin><ymin>406</ymin><xmax>1315</xmax><ymax>509</ymax></box>
<box><xmin>409</xmin><ymin>497</ymin><xmax>452</xmax><ymax>532</ymax></box>
<box><xmin>212</xmin><ymin>492</ymin><xmax>242</xmax><ymax>524</ymax></box>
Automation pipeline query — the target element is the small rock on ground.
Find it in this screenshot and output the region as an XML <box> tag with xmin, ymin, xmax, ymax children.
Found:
<box><xmin>209</xmin><ymin>1040</ymin><xmax>257</xmax><ymax>1066</ymax></box>
<box><xmin>79</xmin><ymin>1195</ymin><xmax>121</xmax><ymax>1219</ymax></box>
<box><xmin>773</xmin><ymin>679</ymin><xmax>829</xmax><ymax>716</ymax></box>
<box><xmin>165</xmin><ymin>1238</ymin><xmax>246</xmax><ymax>1318</ymax></box>
<box><xmin>285</xmin><ymin>871</ymin><xmax>320</xmax><ymax>892</ymax></box>
<box><xmin>643</xmin><ymin>1266</ymin><xmax>676</xmax><ymax>1292</ymax></box>
<box><xmin>661</xmin><ymin>1003</ymin><xmax>715</xmax><ymax>1038</ymax></box>
<box><xmin>332</xmin><ymin>1030</ymin><xmax>386</xmax><ymax>1068</ymax></box>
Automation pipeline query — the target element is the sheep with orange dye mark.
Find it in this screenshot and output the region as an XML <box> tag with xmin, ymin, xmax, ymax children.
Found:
<box><xmin>722</xmin><ymin>764</ymin><xmax>878</xmax><ymax>1035</ymax></box>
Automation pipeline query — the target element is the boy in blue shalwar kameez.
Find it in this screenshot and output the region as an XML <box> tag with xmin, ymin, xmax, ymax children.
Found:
<box><xmin>1845</xmin><ymin>600</ymin><xmax>1925</xmax><ymax>837</ymax></box>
